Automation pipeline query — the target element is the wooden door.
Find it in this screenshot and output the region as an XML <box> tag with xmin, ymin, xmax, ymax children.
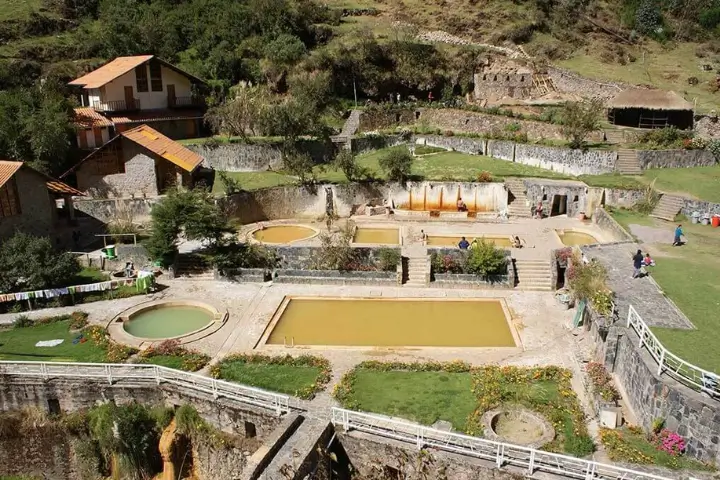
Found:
<box><xmin>167</xmin><ymin>84</ymin><xmax>176</xmax><ymax>107</ymax></box>
<box><xmin>124</xmin><ymin>86</ymin><xmax>134</xmax><ymax>110</ymax></box>
<box><xmin>93</xmin><ymin>127</ymin><xmax>103</xmax><ymax>147</ymax></box>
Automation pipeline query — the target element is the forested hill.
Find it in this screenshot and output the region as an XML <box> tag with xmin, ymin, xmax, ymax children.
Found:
<box><xmin>2</xmin><ymin>0</ymin><xmax>720</xmax><ymax>175</ymax></box>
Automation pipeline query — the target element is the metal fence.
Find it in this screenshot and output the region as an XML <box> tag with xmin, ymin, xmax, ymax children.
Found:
<box><xmin>331</xmin><ymin>408</ymin><xmax>673</xmax><ymax>480</ymax></box>
<box><xmin>627</xmin><ymin>305</ymin><xmax>719</xmax><ymax>398</ymax></box>
<box><xmin>0</xmin><ymin>361</ymin><xmax>290</xmax><ymax>415</ymax></box>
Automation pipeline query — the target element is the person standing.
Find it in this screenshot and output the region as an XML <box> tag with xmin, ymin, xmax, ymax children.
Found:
<box><xmin>673</xmin><ymin>224</ymin><xmax>684</xmax><ymax>246</ymax></box>
<box><xmin>428</xmin><ymin>91</ymin><xmax>434</xmax><ymax>103</ymax></box>
<box><xmin>632</xmin><ymin>249</ymin><xmax>644</xmax><ymax>278</ymax></box>
<box><xmin>458</xmin><ymin>237</ymin><xmax>470</xmax><ymax>249</ymax></box>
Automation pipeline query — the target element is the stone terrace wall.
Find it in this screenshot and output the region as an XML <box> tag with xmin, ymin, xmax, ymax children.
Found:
<box><xmin>593</xmin><ymin>207</ymin><xmax>634</xmax><ymax>242</ymax></box>
<box><xmin>193</xmin><ymin>143</ymin><xmax>283</xmax><ymax>171</ymax></box>
<box><xmin>546</xmin><ymin>67</ymin><xmax>628</xmax><ymax>101</ymax></box>
<box><xmin>419</xmin><ymin>108</ymin><xmax>564</xmax><ymax>140</ymax></box>
<box><xmin>681</xmin><ymin>198</ymin><xmax>720</xmax><ymax>217</ymax></box>
<box><xmin>414</xmin><ymin>134</ymin><xmax>485</xmax><ymax>154</ymax></box>
<box><xmin>603</xmin><ymin>188</ymin><xmax>645</xmax><ymax>208</ymax></box>
<box><xmin>515</xmin><ymin>144</ymin><xmax>617</xmax><ymax>175</ymax></box>
<box><xmin>352</xmin><ymin>134</ymin><xmax>405</xmax><ymax>154</ymax></box>
<box><xmin>636</xmin><ymin>149</ymin><xmax>716</xmax><ymax>169</ymax></box>
<box><xmin>74</xmin><ymin>196</ymin><xmax>161</xmax><ymax>224</ymax></box>
<box><xmin>608</xmin><ymin>328</ymin><xmax>720</xmax><ymax>465</ymax></box>
<box><xmin>485</xmin><ymin>139</ymin><xmax>515</xmax><ymax>161</ymax></box>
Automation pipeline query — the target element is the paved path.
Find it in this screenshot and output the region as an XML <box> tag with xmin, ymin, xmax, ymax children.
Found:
<box><xmin>581</xmin><ymin>243</ymin><xmax>693</xmax><ymax>329</ymax></box>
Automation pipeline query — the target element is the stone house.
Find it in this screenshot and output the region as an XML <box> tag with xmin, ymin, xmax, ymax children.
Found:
<box><xmin>69</xmin><ymin>55</ymin><xmax>208</xmax><ymax>149</ymax></box>
<box><xmin>473</xmin><ymin>58</ymin><xmax>556</xmax><ymax>104</ymax></box>
<box><xmin>0</xmin><ymin>161</ymin><xmax>84</xmax><ymax>245</ymax></box>
<box><xmin>61</xmin><ymin>124</ymin><xmax>204</xmax><ymax>198</ymax></box>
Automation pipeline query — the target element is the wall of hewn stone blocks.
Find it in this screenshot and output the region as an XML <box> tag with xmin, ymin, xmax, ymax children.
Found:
<box><xmin>636</xmin><ymin>149</ymin><xmax>716</xmax><ymax>169</ymax></box>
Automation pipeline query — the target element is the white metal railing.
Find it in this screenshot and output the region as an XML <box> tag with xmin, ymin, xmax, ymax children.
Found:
<box><xmin>0</xmin><ymin>361</ymin><xmax>290</xmax><ymax>415</ymax></box>
<box><xmin>627</xmin><ymin>305</ymin><xmax>719</xmax><ymax>398</ymax></box>
<box><xmin>331</xmin><ymin>408</ymin><xmax>674</xmax><ymax>480</ymax></box>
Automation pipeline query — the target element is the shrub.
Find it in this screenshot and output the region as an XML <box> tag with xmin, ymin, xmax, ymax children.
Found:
<box><xmin>430</xmin><ymin>252</ymin><xmax>464</xmax><ymax>274</ymax></box>
<box><xmin>567</xmin><ymin>252</ymin><xmax>613</xmax><ymax>315</ymax></box>
<box><xmin>707</xmin><ymin>139</ymin><xmax>720</xmax><ymax>162</ymax></box>
<box><xmin>377</xmin><ymin>248</ymin><xmax>401</xmax><ymax>271</ymax></box>
<box><xmin>139</xmin><ymin>339</ymin><xmax>210</xmax><ymax>372</ymax></box>
<box><xmin>476</xmin><ymin>171</ymin><xmax>493</xmax><ymax>183</ymax></box>
<box><xmin>13</xmin><ymin>314</ymin><xmax>32</xmax><ymax>328</ymax></box>
<box><xmin>464</xmin><ymin>240</ymin><xmax>507</xmax><ymax>278</ymax></box>
<box><xmin>312</xmin><ymin>226</ymin><xmax>360</xmax><ymax>271</ymax></box>
<box><xmin>218</xmin><ymin>171</ymin><xmax>244</xmax><ymax>195</ymax></box>
<box><xmin>560</xmin><ymin>99</ymin><xmax>603</xmax><ymax>149</ymax></box>
<box><xmin>378</xmin><ymin>148</ymin><xmax>413</xmax><ymax>182</ymax></box>
<box><xmin>504</xmin><ymin>122</ymin><xmax>521</xmax><ymax>133</ymax></box>
<box><xmin>69</xmin><ymin>311</ymin><xmax>89</xmax><ymax>329</ymax></box>
<box><xmin>444</xmin><ymin>130</ymin><xmax>454</xmax><ymax>137</ymax></box>
<box><xmin>333</xmin><ymin>150</ymin><xmax>370</xmax><ymax>182</ymax></box>
<box><xmin>586</xmin><ymin>362</ymin><xmax>620</xmax><ymax>402</ymax></box>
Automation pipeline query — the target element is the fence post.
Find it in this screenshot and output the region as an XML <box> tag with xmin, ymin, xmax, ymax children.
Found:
<box><xmin>657</xmin><ymin>349</ymin><xmax>665</xmax><ymax>376</ymax></box>
<box><xmin>155</xmin><ymin>366</ymin><xmax>161</xmax><ymax>385</ymax></box>
<box><xmin>41</xmin><ymin>362</ymin><xmax>48</xmax><ymax>380</ymax></box>
<box><xmin>343</xmin><ymin>410</ymin><xmax>349</xmax><ymax>431</ymax></box>
<box><xmin>495</xmin><ymin>444</ymin><xmax>503</xmax><ymax>468</ymax></box>
<box><xmin>106</xmin><ymin>365</ymin><xmax>113</xmax><ymax>385</ymax></box>
<box><xmin>626</xmin><ymin>306</ymin><xmax>632</xmax><ymax>328</ymax></box>
<box><xmin>416</xmin><ymin>427</ymin><xmax>424</xmax><ymax>450</ymax></box>
<box><xmin>527</xmin><ymin>450</ymin><xmax>535</xmax><ymax>474</ymax></box>
<box><xmin>638</xmin><ymin>321</ymin><xmax>645</xmax><ymax>348</ymax></box>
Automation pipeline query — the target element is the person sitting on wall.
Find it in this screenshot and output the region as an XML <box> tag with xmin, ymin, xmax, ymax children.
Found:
<box><xmin>457</xmin><ymin>198</ymin><xmax>467</xmax><ymax>212</ymax></box>
<box><xmin>458</xmin><ymin>237</ymin><xmax>470</xmax><ymax>249</ymax></box>
<box><xmin>535</xmin><ymin>202</ymin><xmax>543</xmax><ymax>219</ymax></box>
<box><xmin>512</xmin><ymin>236</ymin><xmax>523</xmax><ymax>248</ymax></box>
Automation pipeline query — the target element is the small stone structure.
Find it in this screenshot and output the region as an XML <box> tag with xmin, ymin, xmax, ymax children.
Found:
<box><xmin>481</xmin><ymin>407</ymin><xmax>555</xmax><ymax>449</ymax></box>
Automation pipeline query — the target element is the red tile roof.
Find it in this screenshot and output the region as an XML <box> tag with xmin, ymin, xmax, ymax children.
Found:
<box><xmin>0</xmin><ymin>161</ymin><xmax>22</xmax><ymax>189</ymax></box>
<box><xmin>69</xmin><ymin>56</ymin><xmax>153</xmax><ymax>89</ymax></box>
<box><xmin>74</xmin><ymin>107</ymin><xmax>113</xmax><ymax>129</ymax></box>
<box><xmin>122</xmin><ymin>125</ymin><xmax>203</xmax><ymax>172</ymax></box>
<box><xmin>0</xmin><ymin>160</ymin><xmax>84</xmax><ymax>195</ymax></box>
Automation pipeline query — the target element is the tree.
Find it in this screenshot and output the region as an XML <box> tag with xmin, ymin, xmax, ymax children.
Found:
<box><xmin>464</xmin><ymin>240</ymin><xmax>507</xmax><ymax>278</ymax></box>
<box><xmin>283</xmin><ymin>150</ymin><xmax>316</xmax><ymax>185</ymax></box>
<box><xmin>333</xmin><ymin>150</ymin><xmax>369</xmax><ymax>182</ymax></box>
<box><xmin>560</xmin><ymin>98</ymin><xmax>603</xmax><ymax>149</ymax></box>
<box><xmin>0</xmin><ymin>233</ymin><xmax>81</xmax><ymax>293</ymax></box>
<box><xmin>379</xmin><ymin>148</ymin><xmax>413</xmax><ymax>182</ymax></box>
<box><xmin>204</xmin><ymin>85</ymin><xmax>271</xmax><ymax>139</ymax></box>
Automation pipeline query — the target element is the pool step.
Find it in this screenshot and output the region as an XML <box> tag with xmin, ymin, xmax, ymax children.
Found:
<box><xmin>513</xmin><ymin>259</ymin><xmax>553</xmax><ymax>291</ymax></box>
<box><xmin>402</xmin><ymin>248</ymin><xmax>430</xmax><ymax>287</ymax></box>
<box><xmin>175</xmin><ymin>253</ymin><xmax>214</xmax><ymax>280</ymax></box>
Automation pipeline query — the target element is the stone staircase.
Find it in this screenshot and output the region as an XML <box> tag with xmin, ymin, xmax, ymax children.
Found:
<box><xmin>603</xmin><ymin>129</ymin><xmax>625</xmax><ymax>144</ymax></box>
<box><xmin>615</xmin><ymin>149</ymin><xmax>642</xmax><ymax>175</ymax></box>
<box><xmin>651</xmin><ymin>194</ymin><xmax>685</xmax><ymax>221</ymax></box>
<box><xmin>174</xmin><ymin>253</ymin><xmax>214</xmax><ymax>280</ymax></box>
<box><xmin>513</xmin><ymin>259</ymin><xmax>553</xmax><ymax>291</ymax></box>
<box><xmin>331</xmin><ymin>109</ymin><xmax>362</xmax><ymax>151</ymax></box>
<box><xmin>504</xmin><ymin>178</ymin><xmax>531</xmax><ymax>218</ymax></box>
<box><xmin>402</xmin><ymin>246</ymin><xmax>430</xmax><ymax>287</ymax></box>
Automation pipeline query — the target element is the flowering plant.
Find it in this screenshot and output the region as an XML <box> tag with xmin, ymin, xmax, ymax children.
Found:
<box><xmin>656</xmin><ymin>429</ymin><xmax>686</xmax><ymax>456</ymax></box>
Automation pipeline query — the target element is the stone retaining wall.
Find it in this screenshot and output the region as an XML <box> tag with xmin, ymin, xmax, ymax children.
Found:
<box><xmin>485</xmin><ymin>139</ymin><xmax>515</xmax><ymax>161</ymax></box>
<box><xmin>432</xmin><ymin>272</ymin><xmax>511</xmax><ymax>288</ymax></box>
<box><xmin>603</xmin><ymin>188</ymin><xmax>645</xmax><ymax>208</ymax></box>
<box><xmin>273</xmin><ymin>269</ymin><xmax>397</xmax><ymax>286</ymax></box>
<box><xmin>593</xmin><ymin>207</ymin><xmax>634</xmax><ymax>242</ymax></box>
<box><xmin>414</xmin><ymin>134</ymin><xmax>485</xmax><ymax>154</ymax></box>
<box><xmin>419</xmin><ymin>108</ymin><xmax>564</xmax><ymax>140</ymax></box>
<box><xmin>352</xmin><ymin>134</ymin><xmax>405</xmax><ymax>154</ymax></box>
<box><xmin>190</xmin><ymin>139</ymin><xmax>331</xmax><ymax>172</ymax></box>
<box><xmin>74</xmin><ymin>196</ymin><xmax>161</xmax><ymax>224</ymax></box>
<box><xmin>272</xmin><ymin>245</ymin><xmax>400</xmax><ymax>270</ymax></box>
<box><xmin>636</xmin><ymin>149</ymin><xmax>716</xmax><ymax>169</ymax></box>
<box><xmin>681</xmin><ymin>198</ymin><xmax>720</xmax><ymax>217</ymax></box>
<box><xmin>514</xmin><ymin>144</ymin><xmax>617</xmax><ymax>175</ymax></box>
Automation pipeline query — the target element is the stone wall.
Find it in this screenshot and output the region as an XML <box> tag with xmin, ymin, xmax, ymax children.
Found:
<box><xmin>525</xmin><ymin>179</ymin><xmax>588</xmax><ymax>218</ymax></box>
<box><xmin>414</xmin><ymin>134</ymin><xmax>484</xmax><ymax>155</ymax></box>
<box><xmin>419</xmin><ymin>108</ymin><xmax>564</xmax><ymax>140</ymax></box>
<box><xmin>681</xmin><ymin>198</ymin><xmax>720</xmax><ymax>217</ymax></box>
<box><xmin>352</xmin><ymin>134</ymin><xmax>406</xmax><ymax>154</ymax></box>
<box><xmin>192</xmin><ymin>441</ymin><xmax>248</xmax><ymax>480</ymax></box>
<box><xmin>593</xmin><ymin>207</ymin><xmax>634</xmax><ymax>242</ymax></box>
<box><xmin>546</xmin><ymin>67</ymin><xmax>628</xmax><ymax>101</ymax></box>
<box><xmin>0</xmin><ymin>168</ymin><xmax>57</xmax><ymax>242</ymax></box>
<box><xmin>636</xmin><ymin>149</ymin><xmax>716</xmax><ymax>169</ymax></box>
<box><xmin>607</xmin><ymin>328</ymin><xmax>720</xmax><ymax>465</ymax></box>
<box><xmin>0</xmin><ymin>426</ymin><xmax>82</xmax><ymax>480</ymax></box>
<box><xmin>272</xmin><ymin>269</ymin><xmax>398</xmax><ymax>286</ymax></box>
<box><xmin>76</xmin><ymin>139</ymin><xmax>160</xmax><ymax>198</ymax></box>
<box><xmin>485</xmin><ymin>139</ymin><xmax>515</xmax><ymax>161</ymax></box>
<box><xmin>272</xmin><ymin>245</ymin><xmax>400</xmax><ymax>270</ymax></box>
<box><xmin>514</xmin><ymin>144</ymin><xmax>617</xmax><ymax>175</ymax></box>
<box><xmin>430</xmin><ymin>247</ymin><xmax>514</xmax><ymax>287</ymax></box>
<box><xmin>74</xmin><ymin>196</ymin><xmax>161</xmax><ymax>224</ymax></box>
<box><xmin>694</xmin><ymin>115</ymin><xmax>720</xmax><ymax>139</ymax></box>
<box><xmin>193</xmin><ymin>142</ymin><xmax>283</xmax><ymax>171</ymax></box>
<box><xmin>603</xmin><ymin>188</ymin><xmax>645</xmax><ymax>208</ymax></box>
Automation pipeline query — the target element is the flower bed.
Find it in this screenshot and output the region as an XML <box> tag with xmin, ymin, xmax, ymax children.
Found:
<box><xmin>585</xmin><ymin>362</ymin><xmax>620</xmax><ymax>403</ymax></box>
<box><xmin>136</xmin><ymin>339</ymin><xmax>210</xmax><ymax>372</ymax></box>
<box><xmin>210</xmin><ymin>353</ymin><xmax>331</xmax><ymax>399</ymax></box>
<box><xmin>600</xmin><ymin>426</ymin><xmax>714</xmax><ymax>471</ymax></box>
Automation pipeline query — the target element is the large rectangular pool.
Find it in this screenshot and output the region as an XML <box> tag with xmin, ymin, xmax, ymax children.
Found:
<box><xmin>264</xmin><ymin>297</ymin><xmax>517</xmax><ymax>347</ymax></box>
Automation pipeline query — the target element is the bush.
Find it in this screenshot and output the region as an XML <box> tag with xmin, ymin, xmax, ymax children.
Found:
<box><xmin>378</xmin><ymin>148</ymin><xmax>413</xmax><ymax>182</ymax></box>
<box><xmin>431</xmin><ymin>252</ymin><xmax>464</xmax><ymax>274</ymax></box>
<box><xmin>586</xmin><ymin>362</ymin><xmax>620</xmax><ymax>402</ymax></box>
<box><xmin>560</xmin><ymin>99</ymin><xmax>603</xmax><ymax>149</ymax></box>
<box><xmin>476</xmin><ymin>171</ymin><xmax>493</xmax><ymax>183</ymax></box>
<box><xmin>464</xmin><ymin>241</ymin><xmax>507</xmax><ymax>277</ymax></box>
<box><xmin>69</xmin><ymin>311</ymin><xmax>89</xmax><ymax>329</ymax></box>
<box><xmin>567</xmin><ymin>252</ymin><xmax>613</xmax><ymax>315</ymax></box>
<box><xmin>13</xmin><ymin>314</ymin><xmax>32</xmax><ymax>328</ymax></box>
<box><xmin>377</xmin><ymin>248</ymin><xmax>401</xmax><ymax>271</ymax></box>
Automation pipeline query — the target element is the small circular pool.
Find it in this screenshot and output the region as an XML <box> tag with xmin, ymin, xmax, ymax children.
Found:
<box><xmin>556</xmin><ymin>229</ymin><xmax>599</xmax><ymax>246</ymax></box>
<box><xmin>122</xmin><ymin>302</ymin><xmax>218</xmax><ymax>340</ymax></box>
<box><xmin>251</xmin><ymin>225</ymin><xmax>317</xmax><ymax>244</ymax></box>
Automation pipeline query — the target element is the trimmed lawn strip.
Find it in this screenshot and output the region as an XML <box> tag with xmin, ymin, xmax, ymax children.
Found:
<box><xmin>211</xmin><ymin>354</ymin><xmax>331</xmax><ymax>399</ymax></box>
<box><xmin>334</xmin><ymin>362</ymin><xmax>593</xmax><ymax>457</ymax></box>
<box><xmin>639</xmin><ymin>166</ymin><xmax>720</xmax><ymax>203</ymax></box>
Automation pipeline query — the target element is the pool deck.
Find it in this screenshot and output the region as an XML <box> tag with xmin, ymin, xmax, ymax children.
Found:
<box><xmin>238</xmin><ymin>215</ymin><xmax>615</xmax><ymax>260</ymax></box>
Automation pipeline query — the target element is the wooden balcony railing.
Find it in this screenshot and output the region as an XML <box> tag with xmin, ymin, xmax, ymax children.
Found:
<box><xmin>93</xmin><ymin>99</ymin><xmax>141</xmax><ymax>112</ymax></box>
<box><xmin>169</xmin><ymin>96</ymin><xmax>206</xmax><ymax>109</ymax></box>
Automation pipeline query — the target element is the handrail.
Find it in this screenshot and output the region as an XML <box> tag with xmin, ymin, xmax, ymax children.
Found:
<box><xmin>331</xmin><ymin>408</ymin><xmax>674</xmax><ymax>480</ymax></box>
<box><xmin>0</xmin><ymin>361</ymin><xmax>290</xmax><ymax>416</ymax></box>
<box><xmin>627</xmin><ymin>305</ymin><xmax>719</xmax><ymax>398</ymax></box>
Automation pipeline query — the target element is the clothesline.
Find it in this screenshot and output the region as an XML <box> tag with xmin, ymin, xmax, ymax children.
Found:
<box><xmin>0</xmin><ymin>277</ymin><xmax>147</xmax><ymax>304</ymax></box>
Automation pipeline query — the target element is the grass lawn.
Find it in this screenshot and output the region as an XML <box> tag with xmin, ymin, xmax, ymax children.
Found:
<box><xmin>339</xmin><ymin>370</ymin><xmax>476</xmax><ymax>430</ymax></box>
<box><xmin>0</xmin><ymin>320</ymin><xmax>108</xmax><ymax>362</ymax></box>
<box><xmin>72</xmin><ymin>267</ymin><xmax>109</xmax><ymax>285</ymax></box>
<box><xmin>639</xmin><ymin>166</ymin><xmax>720</xmax><ymax>202</ymax></box>
<box><xmin>607</xmin><ymin>207</ymin><xmax>654</xmax><ymax>234</ymax></box>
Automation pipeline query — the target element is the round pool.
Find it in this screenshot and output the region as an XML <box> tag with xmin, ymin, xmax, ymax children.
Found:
<box><xmin>251</xmin><ymin>225</ymin><xmax>317</xmax><ymax>244</ymax></box>
<box><xmin>556</xmin><ymin>229</ymin><xmax>599</xmax><ymax>246</ymax></box>
<box><xmin>122</xmin><ymin>301</ymin><xmax>219</xmax><ymax>340</ymax></box>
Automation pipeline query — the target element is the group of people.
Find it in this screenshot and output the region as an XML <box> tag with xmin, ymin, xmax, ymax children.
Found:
<box><xmin>632</xmin><ymin>250</ymin><xmax>655</xmax><ymax>278</ymax></box>
<box><xmin>457</xmin><ymin>235</ymin><xmax>523</xmax><ymax>250</ymax></box>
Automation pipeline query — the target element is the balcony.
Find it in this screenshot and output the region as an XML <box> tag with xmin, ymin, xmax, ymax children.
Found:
<box><xmin>93</xmin><ymin>99</ymin><xmax>141</xmax><ymax>113</ymax></box>
<box><xmin>169</xmin><ymin>96</ymin><xmax>206</xmax><ymax>109</ymax></box>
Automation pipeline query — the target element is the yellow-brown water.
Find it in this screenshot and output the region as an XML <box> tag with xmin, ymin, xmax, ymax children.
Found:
<box><xmin>426</xmin><ymin>236</ymin><xmax>513</xmax><ymax>247</ymax></box>
<box><xmin>266</xmin><ymin>298</ymin><xmax>515</xmax><ymax>347</ymax></box>
<box><xmin>353</xmin><ymin>228</ymin><xmax>399</xmax><ymax>245</ymax></box>
<box><xmin>557</xmin><ymin>231</ymin><xmax>598</xmax><ymax>246</ymax></box>
<box><xmin>253</xmin><ymin>226</ymin><xmax>315</xmax><ymax>244</ymax></box>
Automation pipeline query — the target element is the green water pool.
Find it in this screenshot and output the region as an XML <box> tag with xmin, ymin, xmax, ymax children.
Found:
<box><xmin>123</xmin><ymin>306</ymin><xmax>213</xmax><ymax>339</ymax></box>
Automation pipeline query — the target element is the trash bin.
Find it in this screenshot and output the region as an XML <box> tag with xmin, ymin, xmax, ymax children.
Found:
<box><xmin>713</xmin><ymin>215</ymin><xmax>720</xmax><ymax>228</ymax></box>
<box><xmin>103</xmin><ymin>244</ymin><xmax>117</xmax><ymax>259</ymax></box>
<box><xmin>691</xmin><ymin>211</ymin><xmax>700</xmax><ymax>224</ymax></box>
<box><xmin>701</xmin><ymin>214</ymin><xmax>711</xmax><ymax>226</ymax></box>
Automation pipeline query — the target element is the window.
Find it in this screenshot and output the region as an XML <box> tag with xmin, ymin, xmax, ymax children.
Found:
<box><xmin>149</xmin><ymin>61</ymin><xmax>163</xmax><ymax>92</ymax></box>
<box><xmin>135</xmin><ymin>65</ymin><xmax>148</xmax><ymax>93</ymax></box>
<box><xmin>0</xmin><ymin>177</ymin><xmax>21</xmax><ymax>218</ymax></box>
